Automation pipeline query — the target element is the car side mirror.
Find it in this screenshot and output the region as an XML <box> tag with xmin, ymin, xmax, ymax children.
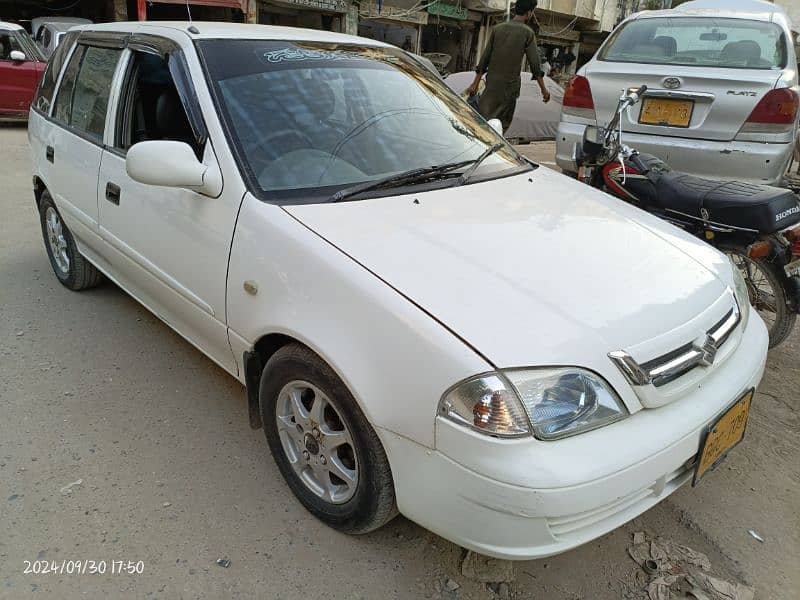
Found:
<box><xmin>126</xmin><ymin>140</ymin><xmax>222</xmax><ymax>197</ymax></box>
<box><xmin>10</xmin><ymin>50</ymin><xmax>26</xmax><ymax>62</ymax></box>
<box><xmin>487</xmin><ymin>118</ymin><xmax>504</xmax><ymax>136</ymax></box>
<box><xmin>583</xmin><ymin>125</ymin><xmax>601</xmax><ymax>145</ymax></box>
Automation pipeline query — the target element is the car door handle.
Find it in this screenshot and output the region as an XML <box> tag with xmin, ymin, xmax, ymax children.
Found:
<box><xmin>46</xmin><ymin>146</ymin><xmax>54</xmax><ymax>163</ymax></box>
<box><xmin>105</xmin><ymin>182</ymin><xmax>121</xmax><ymax>205</ymax></box>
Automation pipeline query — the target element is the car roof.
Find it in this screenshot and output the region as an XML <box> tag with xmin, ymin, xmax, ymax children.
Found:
<box><xmin>46</xmin><ymin>22</ymin><xmax>82</xmax><ymax>32</ymax></box>
<box><xmin>629</xmin><ymin>0</ymin><xmax>791</xmax><ymax>28</ymax></box>
<box><xmin>75</xmin><ymin>21</ymin><xmax>391</xmax><ymax>48</ymax></box>
<box><xmin>0</xmin><ymin>21</ymin><xmax>24</xmax><ymax>32</ymax></box>
<box><xmin>34</xmin><ymin>17</ymin><xmax>91</xmax><ymax>24</ymax></box>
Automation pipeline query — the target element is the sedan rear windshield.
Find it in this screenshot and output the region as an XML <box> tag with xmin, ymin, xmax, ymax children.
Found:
<box><xmin>599</xmin><ymin>17</ymin><xmax>787</xmax><ymax>69</ymax></box>
<box><xmin>198</xmin><ymin>39</ymin><xmax>527</xmax><ymax>204</ymax></box>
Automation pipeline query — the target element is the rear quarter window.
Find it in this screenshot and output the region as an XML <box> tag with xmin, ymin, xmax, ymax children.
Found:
<box><xmin>33</xmin><ymin>31</ymin><xmax>79</xmax><ymax>114</ymax></box>
<box><xmin>599</xmin><ymin>17</ymin><xmax>788</xmax><ymax>70</ymax></box>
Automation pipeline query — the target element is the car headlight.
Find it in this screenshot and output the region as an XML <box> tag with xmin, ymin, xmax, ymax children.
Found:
<box><xmin>438</xmin><ymin>373</ymin><xmax>530</xmax><ymax>438</ymax></box>
<box><xmin>731</xmin><ymin>263</ymin><xmax>751</xmax><ymax>332</ymax></box>
<box><xmin>438</xmin><ymin>368</ymin><xmax>628</xmax><ymax>440</ymax></box>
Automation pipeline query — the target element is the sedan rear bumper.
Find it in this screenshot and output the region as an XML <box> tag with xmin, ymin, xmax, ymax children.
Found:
<box><xmin>555</xmin><ymin>121</ymin><xmax>793</xmax><ymax>186</ymax></box>
<box><xmin>381</xmin><ymin>313</ymin><xmax>768</xmax><ymax>560</ymax></box>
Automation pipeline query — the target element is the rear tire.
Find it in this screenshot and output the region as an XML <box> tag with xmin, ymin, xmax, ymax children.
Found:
<box><xmin>39</xmin><ymin>191</ymin><xmax>103</xmax><ymax>291</ymax></box>
<box><xmin>260</xmin><ymin>344</ymin><xmax>397</xmax><ymax>534</ymax></box>
<box><xmin>724</xmin><ymin>248</ymin><xmax>795</xmax><ymax>348</ymax></box>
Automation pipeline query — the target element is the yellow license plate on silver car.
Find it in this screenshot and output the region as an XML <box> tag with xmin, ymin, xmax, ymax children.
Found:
<box><xmin>693</xmin><ymin>390</ymin><xmax>753</xmax><ymax>486</ymax></box>
<box><xmin>639</xmin><ymin>98</ymin><xmax>694</xmax><ymax>128</ymax></box>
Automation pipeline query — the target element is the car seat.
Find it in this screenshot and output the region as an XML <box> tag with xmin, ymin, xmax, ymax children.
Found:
<box><xmin>720</xmin><ymin>40</ymin><xmax>762</xmax><ymax>66</ymax></box>
<box><xmin>155</xmin><ymin>89</ymin><xmax>195</xmax><ymax>147</ymax></box>
<box><xmin>652</xmin><ymin>36</ymin><xmax>677</xmax><ymax>57</ymax></box>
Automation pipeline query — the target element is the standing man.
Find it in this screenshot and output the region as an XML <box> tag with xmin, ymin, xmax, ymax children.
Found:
<box><xmin>467</xmin><ymin>0</ymin><xmax>550</xmax><ymax>132</ymax></box>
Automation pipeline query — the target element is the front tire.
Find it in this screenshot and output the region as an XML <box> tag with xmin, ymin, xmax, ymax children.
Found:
<box><xmin>260</xmin><ymin>344</ymin><xmax>397</xmax><ymax>534</ymax></box>
<box><xmin>725</xmin><ymin>248</ymin><xmax>795</xmax><ymax>348</ymax></box>
<box><xmin>38</xmin><ymin>191</ymin><xmax>103</xmax><ymax>291</ymax></box>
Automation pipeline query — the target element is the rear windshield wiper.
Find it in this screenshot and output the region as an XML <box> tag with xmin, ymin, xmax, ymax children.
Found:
<box><xmin>329</xmin><ymin>159</ymin><xmax>475</xmax><ymax>203</ymax></box>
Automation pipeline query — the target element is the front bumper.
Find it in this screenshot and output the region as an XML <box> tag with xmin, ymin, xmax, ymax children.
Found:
<box><xmin>555</xmin><ymin>120</ymin><xmax>793</xmax><ymax>186</ymax></box>
<box><xmin>381</xmin><ymin>313</ymin><xmax>768</xmax><ymax>560</ymax></box>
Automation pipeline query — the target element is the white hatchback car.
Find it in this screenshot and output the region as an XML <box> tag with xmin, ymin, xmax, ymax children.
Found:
<box><xmin>29</xmin><ymin>22</ymin><xmax>768</xmax><ymax>560</ymax></box>
<box><xmin>556</xmin><ymin>0</ymin><xmax>799</xmax><ymax>185</ymax></box>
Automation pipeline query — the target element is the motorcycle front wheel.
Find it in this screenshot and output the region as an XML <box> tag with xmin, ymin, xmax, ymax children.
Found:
<box><xmin>724</xmin><ymin>248</ymin><xmax>796</xmax><ymax>348</ymax></box>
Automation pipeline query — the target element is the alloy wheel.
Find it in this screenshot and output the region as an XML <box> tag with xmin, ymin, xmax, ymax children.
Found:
<box><xmin>45</xmin><ymin>207</ymin><xmax>69</xmax><ymax>275</ymax></box>
<box><xmin>275</xmin><ymin>380</ymin><xmax>359</xmax><ymax>504</ymax></box>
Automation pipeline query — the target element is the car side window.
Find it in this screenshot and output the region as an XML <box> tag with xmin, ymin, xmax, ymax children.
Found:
<box><xmin>70</xmin><ymin>46</ymin><xmax>122</xmax><ymax>140</ymax></box>
<box><xmin>43</xmin><ymin>28</ymin><xmax>52</xmax><ymax>49</ymax></box>
<box><xmin>34</xmin><ymin>31</ymin><xmax>79</xmax><ymax>113</ymax></box>
<box><xmin>53</xmin><ymin>44</ymin><xmax>122</xmax><ymax>141</ymax></box>
<box><xmin>114</xmin><ymin>50</ymin><xmax>201</xmax><ymax>156</ymax></box>
<box><xmin>0</xmin><ymin>32</ymin><xmax>21</xmax><ymax>60</ymax></box>
<box><xmin>52</xmin><ymin>44</ymin><xmax>85</xmax><ymax>124</ymax></box>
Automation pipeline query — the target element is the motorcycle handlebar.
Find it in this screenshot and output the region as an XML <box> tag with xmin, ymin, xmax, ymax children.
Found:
<box><xmin>633</xmin><ymin>84</ymin><xmax>648</xmax><ymax>98</ymax></box>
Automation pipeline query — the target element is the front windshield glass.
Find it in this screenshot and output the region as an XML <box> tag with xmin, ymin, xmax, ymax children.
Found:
<box><xmin>599</xmin><ymin>17</ymin><xmax>787</xmax><ymax>69</ymax></box>
<box><xmin>198</xmin><ymin>40</ymin><xmax>528</xmax><ymax>204</ymax></box>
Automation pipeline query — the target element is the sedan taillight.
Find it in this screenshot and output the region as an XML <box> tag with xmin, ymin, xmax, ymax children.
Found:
<box><xmin>563</xmin><ymin>75</ymin><xmax>596</xmax><ymax>121</ymax></box>
<box><xmin>739</xmin><ymin>88</ymin><xmax>799</xmax><ymax>134</ymax></box>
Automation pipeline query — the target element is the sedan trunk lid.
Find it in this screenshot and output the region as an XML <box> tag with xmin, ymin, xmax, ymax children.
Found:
<box><xmin>587</xmin><ymin>13</ymin><xmax>789</xmax><ymax>141</ymax></box>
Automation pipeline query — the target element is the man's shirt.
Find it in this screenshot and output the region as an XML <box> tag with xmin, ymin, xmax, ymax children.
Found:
<box><xmin>476</xmin><ymin>20</ymin><xmax>542</xmax><ymax>83</ymax></box>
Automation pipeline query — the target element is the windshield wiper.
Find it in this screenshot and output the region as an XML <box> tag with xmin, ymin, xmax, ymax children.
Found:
<box><xmin>457</xmin><ymin>143</ymin><xmax>505</xmax><ymax>185</ymax></box>
<box><xmin>329</xmin><ymin>143</ymin><xmax>508</xmax><ymax>203</ymax></box>
<box><xmin>329</xmin><ymin>159</ymin><xmax>474</xmax><ymax>203</ymax></box>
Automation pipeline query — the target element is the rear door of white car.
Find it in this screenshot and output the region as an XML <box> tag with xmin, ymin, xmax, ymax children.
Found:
<box><xmin>46</xmin><ymin>38</ymin><xmax>124</xmax><ymax>257</ymax></box>
<box><xmin>96</xmin><ymin>38</ymin><xmax>238</xmax><ymax>374</ymax></box>
<box><xmin>587</xmin><ymin>15</ymin><xmax>791</xmax><ymax>141</ymax></box>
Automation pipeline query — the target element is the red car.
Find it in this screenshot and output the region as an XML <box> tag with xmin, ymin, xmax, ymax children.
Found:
<box><xmin>0</xmin><ymin>21</ymin><xmax>46</xmax><ymax>119</ymax></box>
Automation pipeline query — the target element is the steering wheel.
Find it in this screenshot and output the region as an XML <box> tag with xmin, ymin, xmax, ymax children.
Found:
<box><xmin>247</xmin><ymin>128</ymin><xmax>315</xmax><ymax>168</ymax></box>
<box><xmin>318</xmin><ymin>108</ymin><xmax>444</xmax><ymax>182</ymax></box>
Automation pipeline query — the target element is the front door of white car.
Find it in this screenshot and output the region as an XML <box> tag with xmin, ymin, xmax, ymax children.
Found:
<box><xmin>46</xmin><ymin>42</ymin><xmax>122</xmax><ymax>256</ymax></box>
<box><xmin>95</xmin><ymin>47</ymin><xmax>238</xmax><ymax>374</ymax></box>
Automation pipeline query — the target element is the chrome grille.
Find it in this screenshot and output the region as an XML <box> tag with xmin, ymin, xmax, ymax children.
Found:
<box><xmin>609</xmin><ymin>305</ymin><xmax>740</xmax><ymax>388</ymax></box>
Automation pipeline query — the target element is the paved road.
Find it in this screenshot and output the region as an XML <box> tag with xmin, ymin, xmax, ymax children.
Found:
<box><xmin>1</xmin><ymin>125</ymin><xmax>798</xmax><ymax>599</ymax></box>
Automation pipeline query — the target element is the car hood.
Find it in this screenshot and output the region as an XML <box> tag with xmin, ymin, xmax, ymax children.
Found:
<box><xmin>284</xmin><ymin>168</ymin><xmax>728</xmax><ymax>370</ymax></box>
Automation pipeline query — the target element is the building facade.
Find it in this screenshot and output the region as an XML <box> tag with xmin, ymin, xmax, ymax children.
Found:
<box><xmin>1</xmin><ymin>0</ymin><xmax>629</xmax><ymax>78</ymax></box>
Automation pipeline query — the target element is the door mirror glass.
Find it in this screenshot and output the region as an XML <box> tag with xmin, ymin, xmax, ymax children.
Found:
<box><xmin>126</xmin><ymin>140</ymin><xmax>221</xmax><ymax>196</ymax></box>
<box><xmin>583</xmin><ymin>125</ymin><xmax>601</xmax><ymax>145</ymax></box>
<box><xmin>487</xmin><ymin>118</ymin><xmax>503</xmax><ymax>135</ymax></box>
<box><xmin>10</xmin><ymin>50</ymin><xmax>26</xmax><ymax>62</ymax></box>
<box><xmin>580</xmin><ymin>125</ymin><xmax>603</xmax><ymax>162</ymax></box>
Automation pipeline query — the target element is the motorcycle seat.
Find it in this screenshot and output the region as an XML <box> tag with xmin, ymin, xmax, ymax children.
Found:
<box><xmin>651</xmin><ymin>171</ymin><xmax>800</xmax><ymax>234</ymax></box>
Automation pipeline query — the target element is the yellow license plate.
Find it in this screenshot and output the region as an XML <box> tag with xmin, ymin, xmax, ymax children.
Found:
<box><xmin>693</xmin><ymin>390</ymin><xmax>753</xmax><ymax>485</ymax></box>
<box><xmin>639</xmin><ymin>98</ymin><xmax>694</xmax><ymax>128</ymax></box>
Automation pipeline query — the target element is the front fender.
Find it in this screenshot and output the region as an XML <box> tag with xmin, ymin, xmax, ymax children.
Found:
<box><xmin>226</xmin><ymin>194</ymin><xmax>490</xmax><ymax>448</ymax></box>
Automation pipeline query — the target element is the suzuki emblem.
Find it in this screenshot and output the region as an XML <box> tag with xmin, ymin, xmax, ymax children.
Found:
<box><xmin>695</xmin><ymin>334</ymin><xmax>718</xmax><ymax>367</ymax></box>
<box><xmin>663</xmin><ymin>77</ymin><xmax>681</xmax><ymax>89</ymax></box>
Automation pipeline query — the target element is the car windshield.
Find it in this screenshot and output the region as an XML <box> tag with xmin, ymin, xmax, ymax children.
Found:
<box><xmin>599</xmin><ymin>17</ymin><xmax>787</xmax><ymax>69</ymax></box>
<box><xmin>14</xmin><ymin>28</ymin><xmax>46</xmax><ymax>62</ymax></box>
<box><xmin>198</xmin><ymin>40</ymin><xmax>529</xmax><ymax>204</ymax></box>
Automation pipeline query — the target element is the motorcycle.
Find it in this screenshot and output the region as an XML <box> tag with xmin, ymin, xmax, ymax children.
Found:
<box><xmin>573</xmin><ymin>85</ymin><xmax>800</xmax><ymax>347</ymax></box>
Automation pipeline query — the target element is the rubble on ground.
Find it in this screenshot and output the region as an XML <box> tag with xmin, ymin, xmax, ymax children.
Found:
<box><xmin>627</xmin><ymin>532</ymin><xmax>754</xmax><ymax>600</ymax></box>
